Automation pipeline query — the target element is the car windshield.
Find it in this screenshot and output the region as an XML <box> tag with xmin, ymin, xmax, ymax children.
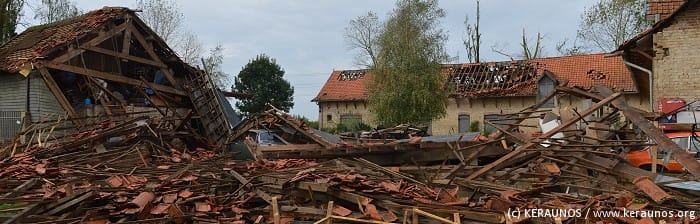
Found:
<box><xmin>691</xmin><ymin>136</ymin><xmax>700</xmax><ymax>152</ymax></box>
<box><xmin>672</xmin><ymin>137</ymin><xmax>689</xmax><ymax>150</ymax></box>
<box><xmin>259</xmin><ymin>132</ymin><xmax>275</xmax><ymax>141</ymax></box>
<box><xmin>671</xmin><ymin>136</ymin><xmax>700</xmax><ymax>152</ymax></box>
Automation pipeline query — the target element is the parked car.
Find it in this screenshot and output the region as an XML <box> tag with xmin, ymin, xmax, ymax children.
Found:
<box><xmin>229</xmin><ymin>129</ymin><xmax>289</xmax><ymax>160</ymax></box>
<box><xmin>245</xmin><ymin>129</ymin><xmax>289</xmax><ymax>146</ymax></box>
<box><xmin>627</xmin><ymin>132</ymin><xmax>700</xmax><ymax>172</ymax></box>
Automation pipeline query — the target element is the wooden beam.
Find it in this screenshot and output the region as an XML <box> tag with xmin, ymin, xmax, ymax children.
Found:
<box><xmin>128</xmin><ymin>24</ymin><xmax>178</xmax><ymax>86</ymax></box>
<box><xmin>464</xmin><ymin>91</ymin><xmax>622</xmax><ymax>181</ymax></box>
<box><xmin>122</xmin><ymin>16</ymin><xmax>132</xmax><ymax>55</ymax></box>
<box><xmin>53</xmin><ymin>22</ymin><xmax>129</xmax><ymax>64</ymax></box>
<box><xmin>81</xmin><ymin>45</ymin><xmax>166</xmax><ymax>68</ymax></box>
<box><xmin>596</xmin><ymin>84</ymin><xmax>700</xmax><ymax>178</ymax></box>
<box><xmin>44</xmin><ymin>62</ymin><xmax>186</xmax><ymax>96</ymax></box>
<box><xmin>37</xmin><ymin>67</ymin><xmax>78</xmax><ymax>119</ymax></box>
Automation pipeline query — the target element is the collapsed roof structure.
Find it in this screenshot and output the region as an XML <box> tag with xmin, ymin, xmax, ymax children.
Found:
<box><xmin>0</xmin><ymin>7</ymin><xmax>236</xmax><ymax>146</ymax></box>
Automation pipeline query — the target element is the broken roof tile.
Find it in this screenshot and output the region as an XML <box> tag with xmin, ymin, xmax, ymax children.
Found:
<box><xmin>313</xmin><ymin>53</ymin><xmax>636</xmax><ymax>102</ymax></box>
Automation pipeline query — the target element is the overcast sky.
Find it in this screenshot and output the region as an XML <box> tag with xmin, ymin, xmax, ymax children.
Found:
<box><xmin>21</xmin><ymin>0</ymin><xmax>593</xmax><ymax>120</ymax></box>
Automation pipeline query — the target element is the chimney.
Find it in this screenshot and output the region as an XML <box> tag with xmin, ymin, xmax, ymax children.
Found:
<box><xmin>646</xmin><ymin>0</ymin><xmax>686</xmax><ymax>23</ymax></box>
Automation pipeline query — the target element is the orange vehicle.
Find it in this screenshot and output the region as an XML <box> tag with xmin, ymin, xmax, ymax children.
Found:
<box><xmin>627</xmin><ymin>132</ymin><xmax>700</xmax><ymax>172</ymax></box>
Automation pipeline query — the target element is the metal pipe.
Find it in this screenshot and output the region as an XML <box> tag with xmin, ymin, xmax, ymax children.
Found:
<box><xmin>623</xmin><ymin>59</ymin><xmax>653</xmax><ymax>112</ymax></box>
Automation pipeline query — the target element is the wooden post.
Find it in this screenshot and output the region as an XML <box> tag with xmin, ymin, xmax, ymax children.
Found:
<box><xmin>651</xmin><ymin>145</ymin><xmax>657</xmax><ymax>173</ymax></box>
<box><xmin>453</xmin><ymin>213</ymin><xmax>461</xmax><ymax>224</ymax></box>
<box><xmin>272</xmin><ymin>196</ymin><xmax>280</xmax><ymax>224</ymax></box>
<box><xmin>326</xmin><ymin>201</ymin><xmax>334</xmax><ymax>224</ymax></box>
<box><xmin>403</xmin><ymin>210</ymin><xmax>409</xmax><ymax>224</ymax></box>
<box><xmin>412</xmin><ymin>208</ymin><xmax>418</xmax><ymax>224</ymax></box>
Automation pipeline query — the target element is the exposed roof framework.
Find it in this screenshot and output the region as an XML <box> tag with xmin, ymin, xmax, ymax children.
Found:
<box><xmin>447</xmin><ymin>61</ymin><xmax>541</xmax><ymax>98</ymax></box>
<box><xmin>0</xmin><ymin>7</ymin><xmax>231</xmax><ymax>146</ymax></box>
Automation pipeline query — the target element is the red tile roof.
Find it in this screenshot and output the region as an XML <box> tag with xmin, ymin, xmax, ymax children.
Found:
<box><xmin>312</xmin><ymin>70</ymin><xmax>372</xmax><ymax>102</ymax></box>
<box><xmin>312</xmin><ymin>53</ymin><xmax>636</xmax><ymax>102</ymax></box>
<box><xmin>531</xmin><ymin>53</ymin><xmax>636</xmax><ymax>92</ymax></box>
<box><xmin>648</xmin><ymin>0</ymin><xmax>685</xmax><ymax>15</ymax></box>
<box><xmin>0</xmin><ymin>7</ymin><xmax>130</xmax><ymax>73</ymax></box>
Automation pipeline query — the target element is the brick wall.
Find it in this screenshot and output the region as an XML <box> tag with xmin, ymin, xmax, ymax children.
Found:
<box><xmin>653</xmin><ymin>2</ymin><xmax>700</xmax><ymax>106</ymax></box>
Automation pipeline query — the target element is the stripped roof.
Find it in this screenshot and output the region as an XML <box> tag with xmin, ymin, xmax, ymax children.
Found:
<box><xmin>0</xmin><ymin>7</ymin><xmax>130</xmax><ymax>73</ymax></box>
<box><xmin>445</xmin><ymin>61</ymin><xmax>542</xmax><ymax>98</ymax></box>
<box><xmin>312</xmin><ymin>53</ymin><xmax>636</xmax><ymax>102</ymax></box>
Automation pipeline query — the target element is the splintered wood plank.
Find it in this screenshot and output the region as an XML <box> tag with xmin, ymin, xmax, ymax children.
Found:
<box><xmin>596</xmin><ymin>84</ymin><xmax>700</xmax><ymax>178</ymax></box>
<box><xmin>464</xmin><ymin>91</ymin><xmax>621</xmax><ymax>181</ymax></box>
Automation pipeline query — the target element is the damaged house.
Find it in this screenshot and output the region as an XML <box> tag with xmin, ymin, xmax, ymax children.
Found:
<box><xmin>0</xmin><ymin>7</ymin><xmax>233</xmax><ymax>145</ymax></box>
<box><xmin>313</xmin><ymin>53</ymin><xmax>648</xmax><ymax>135</ymax></box>
<box><xmin>615</xmin><ymin>0</ymin><xmax>700</xmax><ymax>114</ymax></box>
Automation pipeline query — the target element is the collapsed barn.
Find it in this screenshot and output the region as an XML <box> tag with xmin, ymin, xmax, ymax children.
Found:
<box><xmin>2</xmin><ymin>82</ymin><xmax>700</xmax><ymax>223</ymax></box>
<box><xmin>0</xmin><ymin>7</ymin><xmax>234</xmax><ymax>147</ymax></box>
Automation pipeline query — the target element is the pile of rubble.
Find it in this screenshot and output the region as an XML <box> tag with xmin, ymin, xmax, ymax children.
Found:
<box><xmin>1</xmin><ymin>85</ymin><xmax>700</xmax><ymax>223</ymax></box>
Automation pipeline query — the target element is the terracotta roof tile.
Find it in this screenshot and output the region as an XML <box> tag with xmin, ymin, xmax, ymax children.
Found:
<box><xmin>312</xmin><ymin>53</ymin><xmax>635</xmax><ymax>102</ymax></box>
<box><xmin>312</xmin><ymin>70</ymin><xmax>372</xmax><ymax>102</ymax></box>
<box><xmin>531</xmin><ymin>53</ymin><xmax>636</xmax><ymax>92</ymax></box>
<box><xmin>0</xmin><ymin>7</ymin><xmax>130</xmax><ymax>73</ymax></box>
<box><xmin>648</xmin><ymin>0</ymin><xmax>685</xmax><ymax>15</ymax></box>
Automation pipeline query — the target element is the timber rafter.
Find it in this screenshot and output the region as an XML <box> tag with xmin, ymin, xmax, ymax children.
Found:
<box><xmin>33</xmin><ymin>10</ymin><xmax>191</xmax><ymax>119</ymax></box>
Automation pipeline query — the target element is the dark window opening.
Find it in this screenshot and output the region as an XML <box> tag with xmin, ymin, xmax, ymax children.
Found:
<box><xmin>458</xmin><ymin>114</ymin><xmax>470</xmax><ymax>133</ymax></box>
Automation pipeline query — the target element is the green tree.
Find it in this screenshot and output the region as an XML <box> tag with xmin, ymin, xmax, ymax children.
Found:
<box><xmin>368</xmin><ymin>0</ymin><xmax>450</xmax><ymax>126</ymax></box>
<box><xmin>33</xmin><ymin>0</ymin><xmax>81</xmax><ymax>24</ymax></box>
<box><xmin>233</xmin><ymin>54</ymin><xmax>294</xmax><ymax>116</ymax></box>
<box><xmin>577</xmin><ymin>0</ymin><xmax>647</xmax><ymax>51</ymax></box>
<box><xmin>0</xmin><ymin>0</ymin><xmax>24</xmax><ymax>44</ymax></box>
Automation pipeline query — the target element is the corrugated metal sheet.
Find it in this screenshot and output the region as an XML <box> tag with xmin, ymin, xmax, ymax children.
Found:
<box><xmin>0</xmin><ymin>111</ymin><xmax>22</xmax><ymax>140</ymax></box>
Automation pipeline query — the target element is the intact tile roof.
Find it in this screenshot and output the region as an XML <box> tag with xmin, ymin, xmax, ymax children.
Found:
<box><xmin>531</xmin><ymin>53</ymin><xmax>636</xmax><ymax>92</ymax></box>
<box><xmin>0</xmin><ymin>7</ymin><xmax>130</xmax><ymax>73</ymax></box>
<box><xmin>648</xmin><ymin>0</ymin><xmax>685</xmax><ymax>15</ymax></box>
<box><xmin>312</xmin><ymin>53</ymin><xmax>636</xmax><ymax>102</ymax></box>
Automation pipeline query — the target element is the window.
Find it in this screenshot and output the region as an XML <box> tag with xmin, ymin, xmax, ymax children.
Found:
<box><xmin>326</xmin><ymin>114</ymin><xmax>332</xmax><ymax>122</ymax></box>
<box><xmin>340</xmin><ymin>115</ymin><xmax>362</xmax><ymax>125</ymax></box>
<box><xmin>484</xmin><ymin>114</ymin><xmax>514</xmax><ymax>134</ymax></box>
<box><xmin>458</xmin><ymin>114</ymin><xmax>470</xmax><ymax>133</ymax></box>
<box><xmin>538</xmin><ymin>75</ymin><xmax>555</xmax><ymax>108</ymax></box>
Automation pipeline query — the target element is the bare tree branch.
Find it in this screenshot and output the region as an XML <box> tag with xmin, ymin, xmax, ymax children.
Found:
<box><xmin>33</xmin><ymin>0</ymin><xmax>81</xmax><ymax>24</ymax></box>
<box><xmin>577</xmin><ymin>0</ymin><xmax>647</xmax><ymax>51</ymax></box>
<box><xmin>344</xmin><ymin>11</ymin><xmax>381</xmax><ymax>68</ymax></box>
